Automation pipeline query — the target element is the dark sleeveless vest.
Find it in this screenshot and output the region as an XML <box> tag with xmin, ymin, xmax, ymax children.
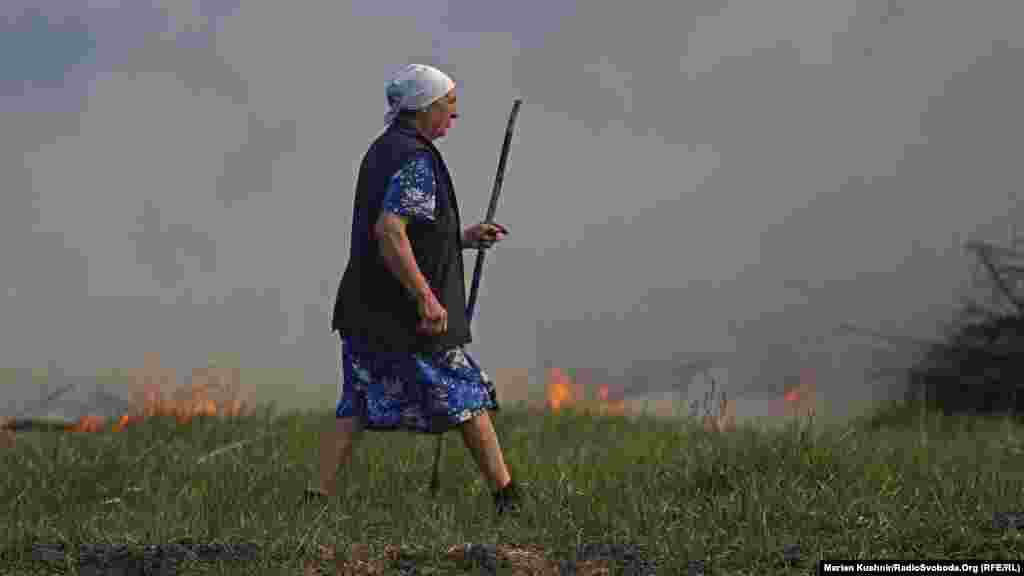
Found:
<box><xmin>331</xmin><ymin>120</ymin><xmax>471</xmax><ymax>354</ymax></box>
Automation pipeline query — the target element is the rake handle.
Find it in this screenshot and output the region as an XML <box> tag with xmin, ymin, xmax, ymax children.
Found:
<box><xmin>465</xmin><ymin>98</ymin><xmax>523</xmax><ymax>322</ymax></box>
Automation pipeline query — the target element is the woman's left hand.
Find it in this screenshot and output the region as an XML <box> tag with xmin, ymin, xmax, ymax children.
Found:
<box><xmin>464</xmin><ymin>222</ymin><xmax>509</xmax><ymax>249</ymax></box>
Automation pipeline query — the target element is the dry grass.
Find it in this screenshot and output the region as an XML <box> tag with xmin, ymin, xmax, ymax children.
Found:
<box><xmin>3</xmin><ymin>394</ymin><xmax>1024</xmax><ymax>574</ymax></box>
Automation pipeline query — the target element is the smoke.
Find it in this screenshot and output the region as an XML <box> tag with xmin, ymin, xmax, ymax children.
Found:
<box><xmin>2</xmin><ymin>1</ymin><xmax>1023</xmax><ymax>426</ymax></box>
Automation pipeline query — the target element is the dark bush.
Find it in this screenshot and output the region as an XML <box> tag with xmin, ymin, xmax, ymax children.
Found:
<box><xmin>904</xmin><ymin>239</ymin><xmax>1024</xmax><ymax>417</ymax></box>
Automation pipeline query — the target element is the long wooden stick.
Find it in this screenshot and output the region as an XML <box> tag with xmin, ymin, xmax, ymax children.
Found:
<box><xmin>429</xmin><ymin>99</ymin><xmax>523</xmax><ymax>498</ymax></box>
<box><xmin>466</xmin><ymin>98</ymin><xmax>524</xmax><ymax>321</ymax></box>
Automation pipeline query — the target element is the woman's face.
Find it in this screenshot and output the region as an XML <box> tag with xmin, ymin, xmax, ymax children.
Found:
<box><xmin>418</xmin><ymin>89</ymin><xmax>458</xmax><ymax>140</ymax></box>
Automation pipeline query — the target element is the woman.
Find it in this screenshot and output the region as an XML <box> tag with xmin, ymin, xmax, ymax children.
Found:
<box><xmin>308</xmin><ymin>64</ymin><xmax>522</xmax><ymax>515</ymax></box>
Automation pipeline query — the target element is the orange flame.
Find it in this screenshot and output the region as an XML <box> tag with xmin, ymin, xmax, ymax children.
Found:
<box><xmin>595</xmin><ymin>383</ymin><xmax>626</xmax><ymax>417</ymax></box>
<box><xmin>69</xmin><ymin>414</ymin><xmax>105</xmax><ymax>433</ymax></box>
<box><xmin>781</xmin><ymin>368</ymin><xmax>817</xmax><ymax>419</ymax></box>
<box><xmin>545</xmin><ymin>368</ymin><xmax>626</xmax><ymax>417</ymax></box>
<box><xmin>64</xmin><ymin>352</ymin><xmax>253</xmax><ymax>434</ymax></box>
<box><xmin>545</xmin><ymin>368</ymin><xmax>575</xmax><ymax>412</ymax></box>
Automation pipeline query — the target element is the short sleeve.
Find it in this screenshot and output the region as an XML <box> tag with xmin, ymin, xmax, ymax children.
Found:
<box><xmin>381</xmin><ymin>151</ymin><xmax>437</xmax><ymax>222</ymax></box>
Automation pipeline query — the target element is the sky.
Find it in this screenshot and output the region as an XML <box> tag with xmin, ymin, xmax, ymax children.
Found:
<box><xmin>2</xmin><ymin>0</ymin><xmax>1022</xmax><ymax>425</ymax></box>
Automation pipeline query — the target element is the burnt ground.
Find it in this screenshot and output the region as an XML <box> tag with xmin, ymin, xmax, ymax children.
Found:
<box><xmin>7</xmin><ymin>510</ymin><xmax>1024</xmax><ymax>574</ymax></box>
<box><xmin>8</xmin><ymin>538</ymin><xmax>668</xmax><ymax>575</ymax></box>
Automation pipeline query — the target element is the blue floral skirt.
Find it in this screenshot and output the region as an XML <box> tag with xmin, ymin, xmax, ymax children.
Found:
<box><xmin>334</xmin><ymin>334</ymin><xmax>500</xmax><ymax>434</ymax></box>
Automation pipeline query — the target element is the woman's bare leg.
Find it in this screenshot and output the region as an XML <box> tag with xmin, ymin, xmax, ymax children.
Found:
<box><xmin>459</xmin><ymin>410</ymin><xmax>512</xmax><ymax>491</ymax></box>
<box><xmin>314</xmin><ymin>416</ymin><xmax>364</xmax><ymax>496</ymax></box>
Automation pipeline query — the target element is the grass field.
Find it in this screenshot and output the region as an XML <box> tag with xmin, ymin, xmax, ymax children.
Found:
<box><xmin>3</xmin><ymin>397</ymin><xmax>1024</xmax><ymax>574</ymax></box>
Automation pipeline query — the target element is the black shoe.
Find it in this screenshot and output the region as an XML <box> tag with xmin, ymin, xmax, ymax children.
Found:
<box><xmin>493</xmin><ymin>480</ymin><xmax>523</xmax><ymax>516</ymax></box>
<box><xmin>303</xmin><ymin>488</ymin><xmax>328</xmax><ymax>506</ymax></box>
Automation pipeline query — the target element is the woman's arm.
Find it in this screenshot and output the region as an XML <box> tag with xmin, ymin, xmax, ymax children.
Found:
<box><xmin>375</xmin><ymin>213</ymin><xmax>433</xmax><ymax>303</ymax></box>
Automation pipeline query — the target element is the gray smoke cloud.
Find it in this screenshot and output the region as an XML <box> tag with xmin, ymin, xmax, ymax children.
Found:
<box><xmin>2</xmin><ymin>1</ymin><xmax>1022</xmax><ymax>426</ymax></box>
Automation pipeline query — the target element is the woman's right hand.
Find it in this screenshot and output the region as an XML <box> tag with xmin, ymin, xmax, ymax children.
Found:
<box><xmin>417</xmin><ymin>291</ymin><xmax>448</xmax><ymax>336</ymax></box>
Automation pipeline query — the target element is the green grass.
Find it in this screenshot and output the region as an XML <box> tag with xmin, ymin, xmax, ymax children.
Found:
<box><xmin>3</xmin><ymin>398</ymin><xmax>1024</xmax><ymax>574</ymax></box>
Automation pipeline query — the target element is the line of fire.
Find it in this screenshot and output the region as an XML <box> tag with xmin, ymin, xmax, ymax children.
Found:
<box><xmin>537</xmin><ymin>366</ymin><xmax>818</xmax><ymax>432</ymax></box>
<box><xmin>2</xmin><ymin>353</ymin><xmax>818</xmax><ymax>443</ymax></box>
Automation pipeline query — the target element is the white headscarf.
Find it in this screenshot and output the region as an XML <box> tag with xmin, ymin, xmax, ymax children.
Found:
<box><xmin>384</xmin><ymin>64</ymin><xmax>455</xmax><ymax>125</ymax></box>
